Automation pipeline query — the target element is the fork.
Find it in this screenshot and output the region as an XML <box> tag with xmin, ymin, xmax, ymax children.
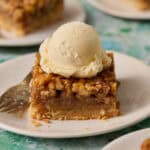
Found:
<box><xmin>0</xmin><ymin>72</ymin><xmax>32</xmax><ymax>113</ymax></box>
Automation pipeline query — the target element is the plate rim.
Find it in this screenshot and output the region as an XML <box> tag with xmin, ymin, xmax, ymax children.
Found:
<box><xmin>102</xmin><ymin>128</ymin><xmax>150</xmax><ymax>150</ymax></box>
<box><xmin>0</xmin><ymin>0</ymin><xmax>86</xmax><ymax>47</ymax></box>
<box><xmin>0</xmin><ymin>51</ymin><xmax>150</xmax><ymax>138</ymax></box>
<box><xmin>87</xmin><ymin>0</ymin><xmax>150</xmax><ymax>20</ymax></box>
<box><xmin>0</xmin><ymin>111</ymin><xmax>149</xmax><ymax>138</ymax></box>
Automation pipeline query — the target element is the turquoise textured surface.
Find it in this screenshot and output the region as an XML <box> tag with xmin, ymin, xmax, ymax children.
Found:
<box><xmin>0</xmin><ymin>0</ymin><xmax>149</xmax><ymax>150</ymax></box>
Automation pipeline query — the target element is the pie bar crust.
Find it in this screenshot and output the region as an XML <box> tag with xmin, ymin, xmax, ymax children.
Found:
<box><xmin>141</xmin><ymin>139</ymin><xmax>150</xmax><ymax>150</ymax></box>
<box><xmin>0</xmin><ymin>0</ymin><xmax>64</xmax><ymax>36</ymax></box>
<box><xmin>30</xmin><ymin>53</ymin><xmax>120</xmax><ymax>120</ymax></box>
<box><xmin>124</xmin><ymin>0</ymin><xmax>150</xmax><ymax>11</ymax></box>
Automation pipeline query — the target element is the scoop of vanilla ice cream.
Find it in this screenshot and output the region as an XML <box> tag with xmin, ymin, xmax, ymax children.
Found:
<box><xmin>40</xmin><ymin>22</ymin><xmax>112</xmax><ymax>78</ymax></box>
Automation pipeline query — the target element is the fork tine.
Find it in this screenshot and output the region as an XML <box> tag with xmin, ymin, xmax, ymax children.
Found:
<box><xmin>0</xmin><ymin>101</ymin><xmax>21</xmax><ymax>112</ymax></box>
<box><xmin>0</xmin><ymin>96</ymin><xmax>29</xmax><ymax>112</ymax></box>
<box><xmin>0</xmin><ymin>100</ymin><xmax>29</xmax><ymax>112</ymax></box>
<box><xmin>0</xmin><ymin>99</ymin><xmax>12</xmax><ymax>108</ymax></box>
<box><xmin>0</xmin><ymin>105</ymin><xmax>17</xmax><ymax>112</ymax></box>
<box><xmin>0</xmin><ymin>72</ymin><xmax>31</xmax><ymax>113</ymax></box>
<box><xmin>7</xmin><ymin>109</ymin><xmax>18</xmax><ymax>113</ymax></box>
<box><xmin>7</xmin><ymin>103</ymin><xmax>29</xmax><ymax>113</ymax></box>
<box><xmin>0</xmin><ymin>87</ymin><xmax>15</xmax><ymax>106</ymax></box>
<box><xmin>7</xmin><ymin>108</ymin><xmax>21</xmax><ymax>113</ymax></box>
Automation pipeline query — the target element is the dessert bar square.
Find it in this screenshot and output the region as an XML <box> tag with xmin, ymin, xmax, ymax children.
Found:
<box><xmin>0</xmin><ymin>0</ymin><xmax>64</xmax><ymax>36</ymax></box>
<box><xmin>30</xmin><ymin>53</ymin><xmax>120</xmax><ymax>120</ymax></box>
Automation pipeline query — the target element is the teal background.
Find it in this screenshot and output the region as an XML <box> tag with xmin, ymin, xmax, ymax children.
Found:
<box><xmin>0</xmin><ymin>0</ymin><xmax>149</xmax><ymax>149</ymax></box>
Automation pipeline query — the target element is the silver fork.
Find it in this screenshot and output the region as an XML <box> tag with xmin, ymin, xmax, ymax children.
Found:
<box><xmin>0</xmin><ymin>72</ymin><xmax>32</xmax><ymax>113</ymax></box>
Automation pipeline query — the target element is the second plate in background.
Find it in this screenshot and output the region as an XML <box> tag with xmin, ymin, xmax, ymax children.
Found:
<box><xmin>0</xmin><ymin>0</ymin><xmax>85</xmax><ymax>47</ymax></box>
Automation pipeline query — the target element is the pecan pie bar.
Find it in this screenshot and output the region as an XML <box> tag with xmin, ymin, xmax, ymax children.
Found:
<box><xmin>0</xmin><ymin>0</ymin><xmax>64</xmax><ymax>36</ymax></box>
<box><xmin>30</xmin><ymin>53</ymin><xmax>120</xmax><ymax>120</ymax></box>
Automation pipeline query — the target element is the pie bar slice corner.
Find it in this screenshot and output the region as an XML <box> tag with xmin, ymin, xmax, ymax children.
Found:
<box><xmin>141</xmin><ymin>139</ymin><xmax>150</xmax><ymax>150</ymax></box>
<box><xmin>124</xmin><ymin>0</ymin><xmax>150</xmax><ymax>11</ymax></box>
<box><xmin>0</xmin><ymin>0</ymin><xmax>64</xmax><ymax>36</ymax></box>
<box><xmin>30</xmin><ymin>53</ymin><xmax>120</xmax><ymax>121</ymax></box>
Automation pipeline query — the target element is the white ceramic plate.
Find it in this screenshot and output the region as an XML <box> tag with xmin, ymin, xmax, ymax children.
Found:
<box><xmin>0</xmin><ymin>0</ymin><xmax>85</xmax><ymax>46</ymax></box>
<box><xmin>0</xmin><ymin>52</ymin><xmax>150</xmax><ymax>138</ymax></box>
<box><xmin>87</xmin><ymin>0</ymin><xmax>150</xmax><ymax>19</ymax></box>
<box><xmin>103</xmin><ymin>128</ymin><xmax>150</xmax><ymax>150</ymax></box>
